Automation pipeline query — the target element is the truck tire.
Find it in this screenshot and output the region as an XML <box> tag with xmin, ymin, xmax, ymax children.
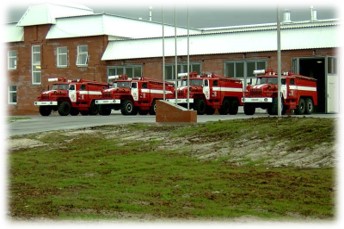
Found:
<box><xmin>88</xmin><ymin>101</ymin><xmax>98</xmax><ymax>115</ymax></box>
<box><xmin>295</xmin><ymin>98</ymin><xmax>306</xmax><ymax>115</ymax></box>
<box><xmin>39</xmin><ymin>106</ymin><xmax>52</xmax><ymax>116</ymax></box>
<box><xmin>219</xmin><ymin>99</ymin><xmax>229</xmax><ymax>115</ymax></box>
<box><xmin>229</xmin><ymin>99</ymin><xmax>239</xmax><ymax>115</ymax></box>
<box><xmin>268</xmin><ymin>98</ymin><xmax>278</xmax><ymax>115</ymax></box>
<box><xmin>244</xmin><ymin>104</ymin><xmax>255</xmax><ymax>115</ymax></box>
<box><xmin>206</xmin><ymin>106</ymin><xmax>215</xmax><ymax>115</ymax></box>
<box><xmin>121</xmin><ymin>100</ymin><xmax>137</xmax><ymax>115</ymax></box>
<box><xmin>149</xmin><ymin>100</ymin><xmax>156</xmax><ymax>115</ymax></box>
<box><xmin>70</xmin><ymin>108</ymin><xmax>79</xmax><ymax>116</ymax></box>
<box><xmin>58</xmin><ymin>101</ymin><xmax>71</xmax><ymax>116</ymax></box>
<box><xmin>194</xmin><ymin>99</ymin><xmax>206</xmax><ymax>115</ymax></box>
<box><xmin>305</xmin><ymin>98</ymin><xmax>314</xmax><ymax>114</ymax></box>
<box><xmin>99</xmin><ymin>105</ymin><xmax>111</xmax><ymax>116</ymax></box>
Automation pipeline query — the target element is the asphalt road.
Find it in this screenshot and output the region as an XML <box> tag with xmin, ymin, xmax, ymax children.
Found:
<box><xmin>8</xmin><ymin>110</ymin><xmax>337</xmax><ymax>137</ymax></box>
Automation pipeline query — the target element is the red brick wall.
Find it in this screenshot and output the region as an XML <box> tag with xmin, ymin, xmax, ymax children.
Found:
<box><xmin>7</xmin><ymin>25</ymin><xmax>108</xmax><ymax>115</ymax></box>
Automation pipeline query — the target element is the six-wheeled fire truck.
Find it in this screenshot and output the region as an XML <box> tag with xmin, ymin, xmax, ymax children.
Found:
<box><xmin>167</xmin><ymin>72</ymin><xmax>243</xmax><ymax>115</ymax></box>
<box><xmin>96</xmin><ymin>75</ymin><xmax>174</xmax><ymax>115</ymax></box>
<box><xmin>242</xmin><ymin>69</ymin><xmax>318</xmax><ymax>115</ymax></box>
<box><xmin>34</xmin><ymin>78</ymin><xmax>109</xmax><ymax>116</ymax></box>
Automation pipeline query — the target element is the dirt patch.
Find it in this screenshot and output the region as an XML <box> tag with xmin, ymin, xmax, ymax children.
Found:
<box><xmin>9</xmin><ymin>138</ymin><xmax>46</xmax><ymax>151</ymax></box>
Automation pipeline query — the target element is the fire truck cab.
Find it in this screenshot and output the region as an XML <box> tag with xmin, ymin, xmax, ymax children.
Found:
<box><xmin>242</xmin><ymin>69</ymin><xmax>318</xmax><ymax>115</ymax></box>
<box><xmin>96</xmin><ymin>76</ymin><xmax>174</xmax><ymax>115</ymax></box>
<box><xmin>34</xmin><ymin>78</ymin><xmax>108</xmax><ymax>116</ymax></box>
<box><xmin>167</xmin><ymin>72</ymin><xmax>243</xmax><ymax>115</ymax></box>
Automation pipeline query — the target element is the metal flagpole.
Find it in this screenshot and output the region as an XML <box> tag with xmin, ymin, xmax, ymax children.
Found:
<box><xmin>277</xmin><ymin>7</ymin><xmax>282</xmax><ymax>117</ymax></box>
<box><xmin>162</xmin><ymin>7</ymin><xmax>166</xmax><ymax>100</ymax></box>
<box><xmin>174</xmin><ymin>7</ymin><xmax>178</xmax><ymax>105</ymax></box>
<box><xmin>187</xmin><ymin>7</ymin><xmax>190</xmax><ymax>110</ymax></box>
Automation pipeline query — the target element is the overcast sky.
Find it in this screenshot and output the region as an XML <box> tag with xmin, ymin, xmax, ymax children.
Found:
<box><xmin>4</xmin><ymin>0</ymin><xmax>338</xmax><ymax>28</ymax></box>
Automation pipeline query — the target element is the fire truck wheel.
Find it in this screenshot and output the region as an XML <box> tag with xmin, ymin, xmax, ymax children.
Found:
<box><xmin>70</xmin><ymin>108</ymin><xmax>79</xmax><ymax>116</ymax></box>
<box><xmin>139</xmin><ymin>110</ymin><xmax>149</xmax><ymax>115</ymax></box>
<box><xmin>88</xmin><ymin>101</ymin><xmax>98</xmax><ymax>115</ymax></box>
<box><xmin>305</xmin><ymin>98</ymin><xmax>314</xmax><ymax>114</ymax></box>
<box><xmin>121</xmin><ymin>100</ymin><xmax>137</xmax><ymax>115</ymax></box>
<box><xmin>149</xmin><ymin>100</ymin><xmax>156</xmax><ymax>115</ymax></box>
<box><xmin>194</xmin><ymin>99</ymin><xmax>206</xmax><ymax>115</ymax></box>
<box><xmin>99</xmin><ymin>105</ymin><xmax>111</xmax><ymax>116</ymax></box>
<box><xmin>58</xmin><ymin>101</ymin><xmax>71</xmax><ymax>116</ymax></box>
<box><xmin>296</xmin><ymin>98</ymin><xmax>306</xmax><ymax>115</ymax></box>
<box><xmin>268</xmin><ymin>98</ymin><xmax>278</xmax><ymax>115</ymax></box>
<box><xmin>229</xmin><ymin>99</ymin><xmax>239</xmax><ymax>115</ymax></box>
<box><xmin>80</xmin><ymin>111</ymin><xmax>89</xmax><ymax>116</ymax></box>
<box><xmin>39</xmin><ymin>106</ymin><xmax>52</xmax><ymax>116</ymax></box>
<box><xmin>206</xmin><ymin>106</ymin><xmax>215</xmax><ymax>115</ymax></box>
<box><xmin>219</xmin><ymin>99</ymin><xmax>230</xmax><ymax>115</ymax></box>
<box><xmin>244</xmin><ymin>104</ymin><xmax>255</xmax><ymax>115</ymax></box>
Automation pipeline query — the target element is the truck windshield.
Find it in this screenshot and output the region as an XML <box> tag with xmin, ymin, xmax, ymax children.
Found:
<box><xmin>51</xmin><ymin>84</ymin><xmax>69</xmax><ymax>90</ymax></box>
<box><xmin>181</xmin><ymin>79</ymin><xmax>203</xmax><ymax>86</ymax></box>
<box><xmin>256</xmin><ymin>77</ymin><xmax>278</xmax><ymax>85</ymax></box>
<box><xmin>112</xmin><ymin>81</ymin><xmax>131</xmax><ymax>88</ymax></box>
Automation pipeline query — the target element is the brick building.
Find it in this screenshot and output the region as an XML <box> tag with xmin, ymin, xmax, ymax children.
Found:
<box><xmin>6</xmin><ymin>3</ymin><xmax>338</xmax><ymax>115</ymax></box>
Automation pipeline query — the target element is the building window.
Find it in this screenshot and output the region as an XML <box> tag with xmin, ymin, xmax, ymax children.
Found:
<box><xmin>76</xmin><ymin>45</ymin><xmax>88</xmax><ymax>66</ymax></box>
<box><xmin>224</xmin><ymin>60</ymin><xmax>267</xmax><ymax>78</ymax></box>
<box><xmin>8</xmin><ymin>85</ymin><xmax>17</xmax><ymax>104</ymax></box>
<box><xmin>32</xmin><ymin>45</ymin><xmax>41</xmax><ymax>85</ymax></box>
<box><xmin>165</xmin><ymin>63</ymin><xmax>201</xmax><ymax>80</ymax></box>
<box><xmin>8</xmin><ymin>50</ymin><xmax>17</xmax><ymax>70</ymax></box>
<box><xmin>107</xmin><ymin>65</ymin><xmax>142</xmax><ymax>78</ymax></box>
<box><xmin>57</xmin><ymin>47</ymin><xmax>68</xmax><ymax>68</ymax></box>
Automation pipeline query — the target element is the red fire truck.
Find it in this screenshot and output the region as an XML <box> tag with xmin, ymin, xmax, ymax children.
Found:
<box><xmin>167</xmin><ymin>72</ymin><xmax>243</xmax><ymax>115</ymax></box>
<box><xmin>34</xmin><ymin>78</ymin><xmax>109</xmax><ymax>116</ymax></box>
<box><xmin>96</xmin><ymin>76</ymin><xmax>175</xmax><ymax>115</ymax></box>
<box><xmin>242</xmin><ymin>69</ymin><xmax>318</xmax><ymax>115</ymax></box>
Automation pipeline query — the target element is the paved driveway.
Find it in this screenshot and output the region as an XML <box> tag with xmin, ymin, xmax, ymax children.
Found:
<box><xmin>8</xmin><ymin>111</ymin><xmax>337</xmax><ymax>137</ymax></box>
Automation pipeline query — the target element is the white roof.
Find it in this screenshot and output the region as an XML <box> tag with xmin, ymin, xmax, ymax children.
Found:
<box><xmin>5</xmin><ymin>23</ymin><xmax>24</xmax><ymax>42</ymax></box>
<box><xmin>46</xmin><ymin>14</ymin><xmax>200</xmax><ymax>40</ymax></box>
<box><xmin>16</xmin><ymin>3</ymin><xmax>94</xmax><ymax>26</ymax></box>
<box><xmin>102</xmin><ymin>22</ymin><xmax>338</xmax><ymax>61</ymax></box>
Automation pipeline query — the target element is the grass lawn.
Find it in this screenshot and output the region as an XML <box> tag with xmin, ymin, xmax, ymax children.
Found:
<box><xmin>8</xmin><ymin>117</ymin><xmax>336</xmax><ymax>221</ymax></box>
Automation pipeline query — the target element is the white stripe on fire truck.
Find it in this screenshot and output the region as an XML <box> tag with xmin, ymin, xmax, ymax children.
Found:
<box><xmin>289</xmin><ymin>85</ymin><xmax>317</xmax><ymax>92</ymax></box>
<box><xmin>79</xmin><ymin>91</ymin><xmax>102</xmax><ymax>95</ymax></box>
<box><xmin>141</xmin><ymin>89</ymin><xmax>173</xmax><ymax>94</ymax></box>
<box><xmin>212</xmin><ymin>87</ymin><xmax>243</xmax><ymax>92</ymax></box>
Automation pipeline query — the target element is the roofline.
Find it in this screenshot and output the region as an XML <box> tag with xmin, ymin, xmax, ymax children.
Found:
<box><xmin>39</xmin><ymin>12</ymin><xmax>201</xmax><ymax>32</ymax></box>
<box><xmin>200</xmin><ymin>18</ymin><xmax>339</xmax><ymax>33</ymax></box>
<box><xmin>103</xmin><ymin>19</ymin><xmax>338</xmax><ymax>43</ymax></box>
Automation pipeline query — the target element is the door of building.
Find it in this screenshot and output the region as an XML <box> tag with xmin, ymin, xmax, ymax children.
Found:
<box><xmin>292</xmin><ymin>57</ymin><xmax>326</xmax><ymax>113</ymax></box>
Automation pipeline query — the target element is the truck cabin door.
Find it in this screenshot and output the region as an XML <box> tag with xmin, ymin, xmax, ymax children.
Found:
<box><xmin>131</xmin><ymin>82</ymin><xmax>139</xmax><ymax>101</ymax></box>
<box><xmin>203</xmin><ymin>79</ymin><xmax>210</xmax><ymax>100</ymax></box>
<box><xmin>69</xmin><ymin>84</ymin><xmax>77</xmax><ymax>102</ymax></box>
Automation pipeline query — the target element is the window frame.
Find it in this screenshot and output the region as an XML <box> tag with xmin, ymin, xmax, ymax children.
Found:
<box><xmin>76</xmin><ymin>45</ymin><xmax>88</xmax><ymax>67</ymax></box>
<box><xmin>165</xmin><ymin>62</ymin><xmax>201</xmax><ymax>81</ymax></box>
<box><xmin>224</xmin><ymin>59</ymin><xmax>268</xmax><ymax>78</ymax></box>
<box><xmin>107</xmin><ymin>65</ymin><xmax>142</xmax><ymax>78</ymax></box>
<box><xmin>31</xmin><ymin>45</ymin><xmax>41</xmax><ymax>85</ymax></box>
<box><xmin>8</xmin><ymin>85</ymin><xmax>17</xmax><ymax>105</ymax></box>
<box><xmin>8</xmin><ymin>50</ymin><xmax>17</xmax><ymax>70</ymax></box>
<box><xmin>57</xmin><ymin>47</ymin><xmax>68</xmax><ymax>68</ymax></box>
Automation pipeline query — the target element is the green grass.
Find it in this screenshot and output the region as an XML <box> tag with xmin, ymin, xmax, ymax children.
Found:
<box><xmin>8</xmin><ymin>117</ymin><xmax>336</xmax><ymax>221</ymax></box>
